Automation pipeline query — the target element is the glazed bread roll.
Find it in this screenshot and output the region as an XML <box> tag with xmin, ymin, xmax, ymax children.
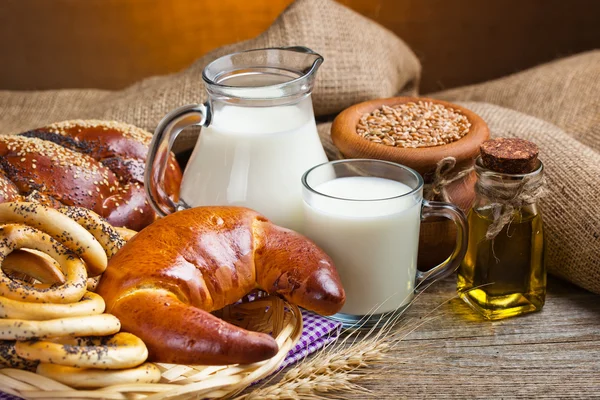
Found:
<box><xmin>0</xmin><ymin>120</ymin><xmax>182</xmax><ymax>231</ymax></box>
<box><xmin>96</xmin><ymin>206</ymin><xmax>345</xmax><ymax>365</ymax></box>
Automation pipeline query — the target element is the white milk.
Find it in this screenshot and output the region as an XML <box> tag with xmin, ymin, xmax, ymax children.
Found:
<box><xmin>302</xmin><ymin>176</ymin><xmax>422</xmax><ymax>315</ymax></box>
<box><xmin>179</xmin><ymin>96</ymin><xmax>328</xmax><ymax>232</ymax></box>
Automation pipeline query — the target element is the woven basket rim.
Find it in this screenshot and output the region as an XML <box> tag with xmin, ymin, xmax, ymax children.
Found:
<box><xmin>0</xmin><ymin>295</ymin><xmax>303</xmax><ymax>400</ymax></box>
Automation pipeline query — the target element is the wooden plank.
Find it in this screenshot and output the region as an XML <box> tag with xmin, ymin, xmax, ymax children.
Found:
<box><xmin>338</xmin><ymin>276</ymin><xmax>600</xmax><ymax>398</ymax></box>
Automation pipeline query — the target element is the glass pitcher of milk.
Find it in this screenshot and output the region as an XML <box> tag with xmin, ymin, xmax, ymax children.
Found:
<box><xmin>145</xmin><ymin>47</ymin><xmax>328</xmax><ymax>231</ymax></box>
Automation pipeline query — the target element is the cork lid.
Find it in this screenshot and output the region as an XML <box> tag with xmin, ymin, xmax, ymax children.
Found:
<box><xmin>480</xmin><ymin>138</ymin><xmax>539</xmax><ymax>174</ymax></box>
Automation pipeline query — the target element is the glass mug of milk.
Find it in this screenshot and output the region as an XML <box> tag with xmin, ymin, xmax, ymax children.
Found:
<box><xmin>145</xmin><ymin>47</ymin><xmax>328</xmax><ymax>231</ymax></box>
<box><xmin>302</xmin><ymin>159</ymin><xmax>468</xmax><ymax>328</ymax></box>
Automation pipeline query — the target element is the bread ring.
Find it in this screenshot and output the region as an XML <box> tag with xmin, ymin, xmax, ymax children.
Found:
<box><xmin>0</xmin><ymin>314</ymin><xmax>120</xmax><ymax>340</ymax></box>
<box><xmin>87</xmin><ymin>276</ymin><xmax>100</xmax><ymax>292</ymax></box>
<box><xmin>3</xmin><ymin>249</ymin><xmax>65</xmax><ymax>284</ymax></box>
<box><xmin>0</xmin><ymin>291</ymin><xmax>104</xmax><ymax>320</ymax></box>
<box><xmin>57</xmin><ymin>206</ymin><xmax>125</xmax><ymax>261</ymax></box>
<box><xmin>0</xmin><ymin>341</ymin><xmax>38</xmax><ymax>370</ymax></box>
<box><xmin>16</xmin><ymin>332</ymin><xmax>147</xmax><ymax>369</ymax></box>
<box><xmin>114</xmin><ymin>227</ymin><xmax>137</xmax><ymax>242</ymax></box>
<box><xmin>36</xmin><ymin>362</ymin><xmax>161</xmax><ymax>388</ymax></box>
<box><xmin>0</xmin><ymin>224</ymin><xmax>87</xmax><ymax>304</ymax></box>
<box><xmin>0</xmin><ymin>202</ymin><xmax>107</xmax><ymax>275</ymax></box>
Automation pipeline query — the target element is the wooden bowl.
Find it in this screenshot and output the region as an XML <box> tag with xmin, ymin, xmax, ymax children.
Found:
<box><xmin>331</xmin><ymin>97</ymin><xmax>490</xmax><ymax>269</ymax></box>
<box><xmin>331</xmin><ymin>97</ymin><xmax>489</xmax><ymax>203</ymax></box>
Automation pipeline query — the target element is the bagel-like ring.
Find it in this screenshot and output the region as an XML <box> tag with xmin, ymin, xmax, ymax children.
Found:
<box><xmin>87</xmin><ymin>276</ymin><xmax>100</xmax><ymax>292</ymax></box>
<box><xmin>0</xmin><ymin>341</ymin><xmax>39</xmax><ymax>370</ymax></box>
<box><xmin>36</xmin><ymin>362</ymin><xmax>161</xmax><ymax>388</ymax></box>
<box><xmin>0</xmin><ymin>202</ymin><xmax>107</xmax><ymax>275</ymax></box>
<box><xmin>114</xmin><ymin>226</ymin><xmax>138</xmax><ymax>242</ymax></box>
<box><xmin>16</xmin><ymin>332</ymin><xmax>147</xmax><ymax>369</ymax></box>
<box><xmin>57</xmin><ymin>206</ymin><xmax>125</xmax><ymax>261</ymax></box>
<box><xmin>0</xmin><ymin>291</ymin><xmax>105</xmax><ymax>320</ymax></box>
<box><xmin>1</xmin><ymin>314</ymin><xmax>120</xmax><ymax>340</ymax></box>
<box><xmin>0</xmin><ymin>224</ymin><xmax>87</xmax><ymax>304</ymax></box>
<box><xmin>3</xmin><ymin>249</ymin><xmax>65</xmax><ymax>284</ymax></box>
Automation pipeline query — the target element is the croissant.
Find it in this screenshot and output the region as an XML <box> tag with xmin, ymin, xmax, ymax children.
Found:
<box><xmin>96</xmin><ymin>207</ymin><xmax>345</xmax><ymax>365</ymax></box>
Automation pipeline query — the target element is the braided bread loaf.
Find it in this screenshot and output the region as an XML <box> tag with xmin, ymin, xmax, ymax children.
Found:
<box><xmin>0</xmin><ymin>120</ymin><xmax>182</xmax><ymax>231</ymax></box>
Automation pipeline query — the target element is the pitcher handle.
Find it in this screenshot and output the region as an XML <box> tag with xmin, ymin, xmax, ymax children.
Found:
<box><xmin>415</xmin><ymin>200</ymin><xmax>468</xmax><ymax>291</ymax></box>
<box><xmin>145</xmin><ymin>103</ymin><xmax>212</xmax><ymax>217</ymax></box>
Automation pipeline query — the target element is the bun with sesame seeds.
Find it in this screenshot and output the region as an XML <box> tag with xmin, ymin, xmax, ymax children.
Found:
<box><xmin>0</xmin><ymin>120</ymin><xmax>182</xmax><ymax>231</ymax></box>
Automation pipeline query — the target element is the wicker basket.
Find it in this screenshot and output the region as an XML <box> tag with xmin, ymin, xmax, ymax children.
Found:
<box><xmin>0</xmin><ymin>295</ymin><xmax>303</xmax><ymax>400</ymax></box>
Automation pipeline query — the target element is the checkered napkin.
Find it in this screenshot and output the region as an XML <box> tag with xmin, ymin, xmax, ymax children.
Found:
<box><xmin>0</xmin><ymin>310</ymin><xmax>341</xmax><ymax>400</ymax></box>
<box><xmin>280</xmin><ymin>309</ymin><xmax>342</xmax><ymax>369</ymax></box>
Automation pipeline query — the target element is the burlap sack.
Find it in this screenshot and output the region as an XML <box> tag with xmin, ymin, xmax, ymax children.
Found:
<box><xmin>319</xmin><ymin>49</ymin><xmax>600</xmax><ymax>293</ymax></box>
<box><xmin>0</xmin><ymin>0</ymin><xmax>420</xmax><ymax>141</ymax></box>
<box><xmin>429</xmin><ymin>52</ymin><xmax>600</xmax><ymax>293</ymax></box>
<box><xmin>448</xmin><ymin>103</ymin><xmax>600</xmax><ymax>294</ymax></box>
<box><xmin>0</xmin><ymin>0</ymin><xmax>598</xmax><ymax>294</ymax></box>
<box><xmin>318</xmin><ymin>103</ymin><xmax>600</xmax><ymax>294</ymax></box>
<box><xmin>434</xmin><ymin>51</ymin><xmax>600</xmax><ymax>153</ymax></box>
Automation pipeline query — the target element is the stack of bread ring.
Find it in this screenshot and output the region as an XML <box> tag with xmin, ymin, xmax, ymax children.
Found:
<box><xmin>0</xmin><ymin>202</ymin><xmax>161</xmax><ymax>388</ymax></box>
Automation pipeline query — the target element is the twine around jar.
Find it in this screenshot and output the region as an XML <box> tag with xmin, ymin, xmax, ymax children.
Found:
<box><xmin>475</xmin><ymin>173</ymin><xmax>547</xmax><ymax>240</ymax></box>
<box><xmin>424</xmin><ymin>157</ymin><xmax>474</xmax><ymax>203</ymax></box>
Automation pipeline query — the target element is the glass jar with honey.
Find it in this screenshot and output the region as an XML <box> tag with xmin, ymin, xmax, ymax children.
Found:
<box><xmin>457</xmin><ymin>138</ymin><xmax>546</xmax><ymax>320</ymax></box>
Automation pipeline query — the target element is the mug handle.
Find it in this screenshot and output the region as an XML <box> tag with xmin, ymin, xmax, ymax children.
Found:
<box><xmin>144</xmin><ymin>103</ymin><xmax>212</xmax><ymax>217</ymax></box>
<box><xmin>415</xmin><ymin>200</ymin><xmax>468</xmax><ymax>290</ymax></box>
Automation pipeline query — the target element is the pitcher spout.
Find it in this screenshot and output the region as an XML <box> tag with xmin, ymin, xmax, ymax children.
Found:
<box><xmin>281</xmin><ymin>46</ymin><xmax>323</xmax><ymax>83</ymax></box>
<box><xmin>202</xmin><ymin>47</ymin><xmax>324</xmax><ymax>103</ymax></box>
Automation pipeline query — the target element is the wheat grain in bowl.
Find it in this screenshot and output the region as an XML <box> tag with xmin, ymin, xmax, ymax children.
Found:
<box><xmin>356</xmin><ymin>101</ymin><xmax>472</xmax><ymax>148</ymax></box>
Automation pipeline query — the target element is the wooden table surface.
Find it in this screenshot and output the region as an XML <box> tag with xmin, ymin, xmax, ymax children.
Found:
<box><xmin>340</xmin><ymin>276</ymin><xmax>600</xmax><ymax>399</ymax></box>
<box><xmin>1</xmin><ymin>274</ymin><xmax>597</xmax><ymax>399</ymax></box>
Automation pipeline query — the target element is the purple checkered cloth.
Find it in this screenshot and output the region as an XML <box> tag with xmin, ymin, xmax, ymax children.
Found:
<box><xmin>280</xmin><ymin>309</ymin><xmax>341</xmax><ymax>369</ymax></box>
<box><xmin>0</xmin><ymin>310</ymin><xmax>341</xmax><ymax>400</ymax></box>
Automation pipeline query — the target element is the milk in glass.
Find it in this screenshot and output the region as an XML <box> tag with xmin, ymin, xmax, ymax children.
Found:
<box><xmin>180</xmin><ymin>95</ymin><xmax>328</xmax><ymax>232</ymax></box>
<box><xmin>302</xmin><ymin>176</ymin><xmax>421</xmax><ymax>315</ymax></box>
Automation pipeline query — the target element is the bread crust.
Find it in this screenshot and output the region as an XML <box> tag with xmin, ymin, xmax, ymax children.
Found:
<box><xmin>0</xmin><ymin>120</ymin><xmax>182</xmax><ymax>231</ymax></box>
<box><xmin>96</xmin><ymin>206</ymin><xmax>345</xmax><ymax>365</ymax></box>
<box><xmin>36</xmin><ymin>362</ymin><xmax>161</xmax><ymax>388</ymax></box>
